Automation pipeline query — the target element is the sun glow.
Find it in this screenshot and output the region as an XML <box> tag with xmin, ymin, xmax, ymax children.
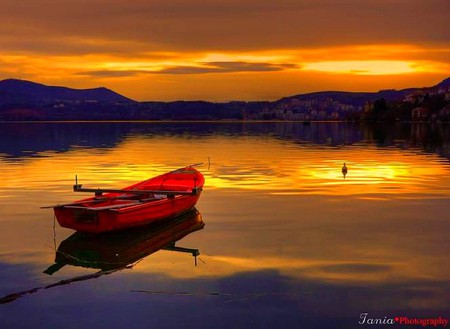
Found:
<box><xmin>1</xmin><ymin>42</ymin><xmax>449</xmax><ymax>100</ymax></box>
<box><xmin>302</xmin><ymin>60</ymin><xmax>420</xmax><ymax>75</ymax></box>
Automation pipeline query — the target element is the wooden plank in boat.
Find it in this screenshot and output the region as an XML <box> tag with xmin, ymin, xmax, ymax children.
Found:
<box><xmin>73</xmin><ymin>186</ymin><xmax>201</xmax><ymax>196</ymax></box>
<box><xmin>62</xmin><ymin>202</ymin><xmax>141</xmax><ymax>211</ymax></box>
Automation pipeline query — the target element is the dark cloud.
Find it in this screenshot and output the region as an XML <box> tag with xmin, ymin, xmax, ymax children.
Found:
<box><xmin>0</xmin><ymin>0</ymin><xmax>448</xmax><ymax>54</ymax></box>
<box><xmin>77</xmin><ymin>70</ymin><xmax>146</xmax><ymax>78</ymax></box>
<box><xmin>158</xmin><ymin>62</ymin><xmax>299</xmax><ymax>74</ymax></box>
<box><xmin>77</xmin><ymin>61</ymin><xmax>299</xmax><ymax>77</ymax></box>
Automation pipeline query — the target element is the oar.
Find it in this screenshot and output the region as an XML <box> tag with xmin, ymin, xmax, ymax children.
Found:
<box><xmin>72</xmin><ymin>186</ymin><xmax>201</xmax><ymax>196</ymax></box>
<box><xmin>43</xmin><ymin>263</ymin><xmax>66</xmax><ymax>275</ymax></box>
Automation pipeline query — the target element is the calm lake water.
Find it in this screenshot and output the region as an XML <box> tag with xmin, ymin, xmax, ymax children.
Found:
<box><xmin>0</xmin><ymin>122</ymin><xmax>449</xmax><ymax>328</ymax></box>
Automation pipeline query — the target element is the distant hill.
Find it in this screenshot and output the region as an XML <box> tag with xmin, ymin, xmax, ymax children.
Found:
<box><xmin>436</xmin><ymin>77</ymin><xmax>450</xmax><ymax>88</ymax></box>
<box><xmin>0</xmin><ymin>77</ymin><xmax>448</xmax><ymax>121</ymax></box>
<box><xmin>276</xmin><ymin>88</ymin><xmax>418</xmax><ymax>107</ymax></box>
<box><xmin>0</xmin><ymin>79</ymin><xmax>135</xmax><ymax>106</ymax></box>
<box><xmin>243</xmin><ymin>79</ymin><xmax>449</xmax><ymax>121</ymax></box>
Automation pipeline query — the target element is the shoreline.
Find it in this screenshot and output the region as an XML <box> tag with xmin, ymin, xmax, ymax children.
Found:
<box><xmin>0</xmin><ymin>120</ymin><xmax>447</xmax><ymax>124</ymax></box>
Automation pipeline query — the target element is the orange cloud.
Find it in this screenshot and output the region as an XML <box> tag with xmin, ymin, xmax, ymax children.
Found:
<box><xmin>1</xmin><ymin>43</ymin><xmax>448</xmax><ymax>100</ymax></box>
<box><xmin>0</xmin><ymin>0</ymin><xmax>449</xmax><ymax>100</ymax></box>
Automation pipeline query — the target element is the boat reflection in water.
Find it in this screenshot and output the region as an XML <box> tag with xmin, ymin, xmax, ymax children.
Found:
<box><xmin>45</xmin><ymin>208</ymin><xmax>204</xmax><ymax>274</ymax></box>
<box><xmin>0</xmin><ymin>209</ymin><xmax>204</xmax><ymax>304</ymax></box>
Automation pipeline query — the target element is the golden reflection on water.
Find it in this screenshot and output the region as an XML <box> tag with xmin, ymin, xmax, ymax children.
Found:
<box><xmin>1</xmin><ymin>135</ymin><xmax>449</xmax><ymax>198</ymax></box>
<box><xmin>0</xmin><ymin>132</ymin><xmax>449</xmax><ymax>299</ymax></box>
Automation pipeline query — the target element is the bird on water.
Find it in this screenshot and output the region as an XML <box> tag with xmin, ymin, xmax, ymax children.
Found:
<box><xmin>342</xmin><ymin>162</ymin><xmax>348</xmax><ymax>179</ymax></box>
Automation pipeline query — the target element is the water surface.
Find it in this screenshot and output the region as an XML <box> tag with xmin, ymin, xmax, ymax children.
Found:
<box><xmin>0</xmin><ymin>122</ymin><xmax>449</xmax><ymax>328</ymax></box>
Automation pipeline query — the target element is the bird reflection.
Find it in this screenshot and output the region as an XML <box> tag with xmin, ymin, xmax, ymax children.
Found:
<box><xmin>45</xmin><ymin>208</ymin><xmax>204</xmax><ymax>274</ymax></box>
<box><xmin>342</xmin><ymin>162</ymin><xmax>348</xmax><ymax>179</ymax></box>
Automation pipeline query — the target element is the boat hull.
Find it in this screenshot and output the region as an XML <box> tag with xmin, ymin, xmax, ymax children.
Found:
<box><xmin>53</xmin><ymin>166</ymin><xmax>204</xmax><ymax>233</ymax></box>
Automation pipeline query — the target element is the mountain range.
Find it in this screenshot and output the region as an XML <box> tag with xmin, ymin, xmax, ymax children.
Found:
<box><xmin>0</xmin><ymin>79</ymin><xmax>134</xmax><ymax>105</ymax></box>
<box><xmin>0</xmin><ymin>77</ymin><xmax>448</xmax><ymax>121</ymax></box>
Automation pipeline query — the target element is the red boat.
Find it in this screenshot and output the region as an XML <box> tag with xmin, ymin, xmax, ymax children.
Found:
<box><xmin>50</xmin><ymin>166</ymin><xmax>204</xmax><ymax>233</ymax></box>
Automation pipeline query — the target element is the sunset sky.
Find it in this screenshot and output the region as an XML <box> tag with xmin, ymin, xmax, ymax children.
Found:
<box><xmin>1</xmin><ymin>0</ymin><xmax>449</xmax><ymax>101</ymax></box>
